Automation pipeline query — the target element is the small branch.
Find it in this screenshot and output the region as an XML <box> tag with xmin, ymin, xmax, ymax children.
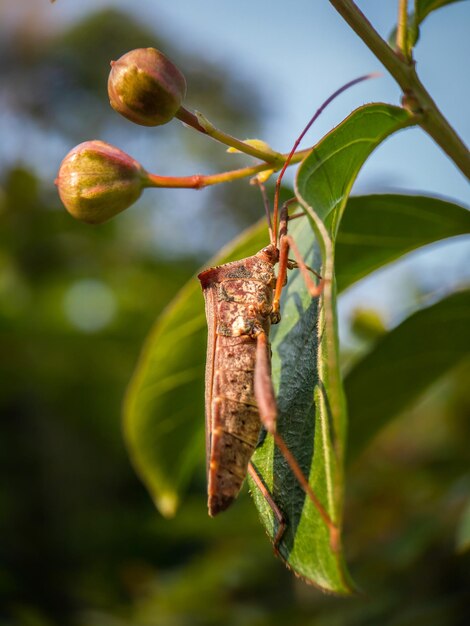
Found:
<box><xmin>176</xmin><ymin>106</ymin><xmax>284</xmax><ymax>164</ymax></box>
<box><xmin>174</xmin><ymin>106</ymin><xmax>208</xmax><ymax>134</ymax></box>
<box><xmin>396</xmin><ymin>0</ymin><xmax>410</xmax><ymax>61</ymax></box>
<box><xmin>145</xmin><ymin>165</ymin><xmax>268</xmax><ymax>189</ymax></box>
<box><xmin>329</xmin><ymin>0</ymin><xmax>470</xmax><ymax>180</ymax></box>
<box><xmin>143</xmin><ymin>145</ymin><xmax>311</xmax><ymax>190</ymax></box>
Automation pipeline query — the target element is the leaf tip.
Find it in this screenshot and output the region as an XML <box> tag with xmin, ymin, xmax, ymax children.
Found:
<box><xmin>155</xmin><ymin>491</ymin><xmax>179</xmax><ymax>518</ymax></box>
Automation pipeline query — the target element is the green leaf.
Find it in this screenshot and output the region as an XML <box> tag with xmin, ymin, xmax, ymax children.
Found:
<box><xmin>248</xmin><ymin>104</ymin><xmax>414</xmax><ymax>591</ymax></box>
<box><xmin>388</xmin><ymin>0</ymin><xmax>468</xmax><ymax>50</ymax></box>
<box><xmin>124</xmin><ymin>222</ymin><xmax>269</xmax><ymax>516</ymax></box>
<box><xmin>415</xmin><ymin>0</ymin><xmax>468</xmax><ymax>23</ymax></box>
<box><xmin>295</xmin><ymin>105</ymin><xmax>414</xmax><ymax>236</ymax></box>
<box><xmin>346</xmin><ymin>289</ymin><xmax>470</xmax><ymax>459</ymax></box>
<box><xmin>336</xmin><ymin>194</ymin><xmax>470</xmax><ymax>292</ymax></box>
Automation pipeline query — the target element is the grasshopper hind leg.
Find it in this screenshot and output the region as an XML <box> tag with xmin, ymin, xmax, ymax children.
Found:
<box><xmin>253</xmin><ymin>331</ymin><xmax>340</xmax><ymax>551</ymax></box>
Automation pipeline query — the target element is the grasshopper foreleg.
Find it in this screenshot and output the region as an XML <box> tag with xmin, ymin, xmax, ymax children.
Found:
<box><xmin>284</xmin><ymin>234</ymin><xmax>325</xmax><ymax>297</ymax></box>
<box><xmin>272</xmin><ymin>234</ymin><xmax>324</xmax><ymax>318</ymax></box>
<box><xmin>271</xmin><ymin>204</ymin><xmax>325</xmax><ymax>321</ymax></box>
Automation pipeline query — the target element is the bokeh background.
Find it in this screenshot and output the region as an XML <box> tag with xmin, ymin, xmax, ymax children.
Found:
<box><xmin>1</xmin><ymin>1</ymin><xmax>469</xmax><ymax>625</ymax></box>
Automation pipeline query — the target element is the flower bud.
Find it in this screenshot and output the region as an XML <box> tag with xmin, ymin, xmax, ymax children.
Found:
<box><xmin>108</xmin><ymin>48</ymin><xmax>186</xmax><ymax>126</ymax></box>
<box><xmin>56</xmin><ymin>140</ymin><xmax>146</xmax><ymax>224</ymax></box>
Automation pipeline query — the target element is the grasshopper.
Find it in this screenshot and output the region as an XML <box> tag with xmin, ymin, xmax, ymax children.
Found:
<box><xmin>198</xmin><ymin>75</ymin><xmax>374</xmax><ymax>548</ymax></box>
<box><xmin>198</xmin><ymin>199</ymin><xmax>334</xmax><ymax>547</ymax></box>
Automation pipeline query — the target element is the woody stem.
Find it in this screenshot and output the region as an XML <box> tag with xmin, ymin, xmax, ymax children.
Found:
<box><xmin>329</xmin><ymin>0</ymin><xmax>470</xmax><ymax>180</ymax></box>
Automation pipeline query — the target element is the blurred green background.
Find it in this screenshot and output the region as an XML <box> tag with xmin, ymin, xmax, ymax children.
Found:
<box><xmin>1</xmin><ymin>3</ymin><xmax>469</xmax><ymax>625</ymax></box>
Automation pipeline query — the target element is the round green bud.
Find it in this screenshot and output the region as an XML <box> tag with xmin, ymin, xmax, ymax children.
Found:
<box><xmin>108</xmin><ymin>47</ymin><xmax>187</xmax><ymax>126</ymax></box>
<box><xmin>56</xmin><ymin>140</ymin><xmax>146</xmax><ymax>224</ymax></box>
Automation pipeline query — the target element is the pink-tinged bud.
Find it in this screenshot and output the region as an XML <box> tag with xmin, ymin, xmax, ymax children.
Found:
<box><xmin>56</xmin><ymin>140</ymin><xmax>146</xmax><ymax>224</ymax></box>
<box><xmin>108</xmin><ymin>48</ymin><xmax>186</xmax><ymax>127</ymax></box>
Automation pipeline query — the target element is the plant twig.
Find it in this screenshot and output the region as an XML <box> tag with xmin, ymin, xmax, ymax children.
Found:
<box><xmin>176</xmin><ymin>106</ymin><xmax>284</xmax><ymax>164</ymax></box>
<box><xmin>329</xmin><ymin>0</ymin><xmax>470</xmax><ymax>180</ymax></box>
<box><xmin>143</xmin><ymin>146</ymin><xmax>311</xmax><ymax>190</ymax></box>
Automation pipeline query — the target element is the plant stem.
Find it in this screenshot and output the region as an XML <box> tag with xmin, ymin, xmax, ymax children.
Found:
<box><xmin>396</xmin><ymin>0</ymin><xmax>409</xmax><ymax>60</ymax></box>
<box><xmin>329</xmin><ymin>0</ymin><xmax>470</xmax><ymax>180</ymax></box>
<box><xmin>176</xmin><ymin>106</ymin><xmax>284</xmax><ymax>164</ymax></box>
<box><xmin>143</xmin><ymin>146</ymin><xmax>311</xmax><ymax>190</ymax></box>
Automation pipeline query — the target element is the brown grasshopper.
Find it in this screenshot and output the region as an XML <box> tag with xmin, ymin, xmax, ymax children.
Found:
<box><xmin>198</xmin><ymin>200</ymin><xmax>336</xmax><ymax>547</ymax></box>
<box><xmin>198</xmin><ymin>75</ymin><xmax>374</xmax><ymax>548</ymax></box>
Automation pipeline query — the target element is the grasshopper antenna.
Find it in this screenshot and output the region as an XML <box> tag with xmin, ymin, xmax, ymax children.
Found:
<box><xmin>272</xmin><ymin>72</ymin><xmax>380</xmax><ymax>243</ymax></box>
<box><xmin>256</xmin><ymin>180</ymin><xmax>275</xmax><ymax>247</ymax></box>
